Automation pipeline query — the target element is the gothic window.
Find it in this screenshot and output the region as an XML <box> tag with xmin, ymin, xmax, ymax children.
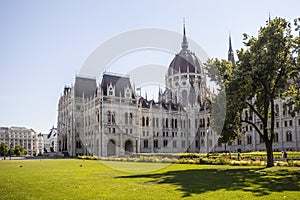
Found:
<box><xmin>152</xmin><ymin>117</ymin><xmax>155</xmax><ymax>127</ymax></box>
<box><xmin>146</xmin><ymin>117</ymin><xmax>149</xmax><ymax>126</ymax></box>
<box><xmin>245</xmin><ymin>110</ymin><xmax>248</xmax><ymax>120</ymax></box>
<box><xmin>156</xmin><ymin>118</ymin><xmax>159</xmax><ymax>128</ymax></box>
<box><xmin>163</xmin><ymin>140</ymin><xmax>168</xmax><ymax>147</ymax></box>
<box><xmin>166</xmin><ymin>118</ymin><xmax>168</xmax><ymax>128</ymax></box>
<box><xmin>247</xmin><ymin>135</ymin><xmax>252</xmax><ymax>144</ymax></box>
<box><xmin>275</xmin><ymin>104</ymin><xmax>279</xmax><ymax>116</ymax></box>
<box><xmin>173</xmin><ymin>140</ymin><xmax>177</xmax><ymax>148</ymax></box>
<box><xmin>129</xmin><ymin>113</ymin><xmax>133</xmax><ymax>124</ymax></box>
<box><xmin>107</xmin><ymin>111</ymin><xmax>111</xmax><ymax>123</ymax></box>
<box><xmin>142</xmin><ymin>117</ymin><xmax>145</xmax><ymax>127</ymax></box>
<box><xmin>286</xmin><ymin>131</ymin><xmax>292</xmax><ymax>142</ymax></box>
<box><xmin>153</xmin><ymin>139</ymin><xmax>158</xmax><ymax>148</ymax></box>
<box><xmin>108</xmin><ymin>87</ymin><xmax>114</xmax><ymax>96</ymax></box>
<box><xmin>143</xmin><ymin>139</ymin><xmax>148</xmax><ymax>148</ymax></box>
<box><xmin>126</xmin><ymin>89</ymin><xmax>131</xmax><ymax>98</ymax></box>
<box><xmin>175</xmin><ymin>119</ymin><xmax>177</xmax><ymax>128</ymax></box>
<box><xmin>181</xmin><ymin>140</ymin><xmax>186</xmax><ymax>148</ymax></box>
<box><xmin>237</xmin><ymin>138</ymin><xmax>242</xmax><ymax>145</ymax></box>
<box><xmin>125</xmin><ymin>113</ymin><xmax>128</xmax><ymax>124</ymax></box>
<box><xmin>112</xmin><ymin>112</ymin><xmax>116</xmax><ymax>123</ymax></box>
<box><xmin>259</xmin><ymin>135</ymin><xmax>264</xmax><ymax>143</ymax></box>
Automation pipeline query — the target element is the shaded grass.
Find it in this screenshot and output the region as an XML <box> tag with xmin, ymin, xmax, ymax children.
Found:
<box><xmin>0</xmin><ymin>159</ymin><xmax>299</xmax><ymax>200</ymax></box>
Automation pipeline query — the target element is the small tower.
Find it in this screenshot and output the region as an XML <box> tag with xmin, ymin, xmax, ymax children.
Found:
<box><xmin>228</xmin><ymin>34</ymin><xmax>235</xmax><ymax>65</ymax></box>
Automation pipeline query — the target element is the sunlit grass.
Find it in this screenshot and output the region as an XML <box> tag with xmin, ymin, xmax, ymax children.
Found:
<box><xmin>0</xmin><ymin>159</ymin><xmax>299</xmax><ymax>200</ymax></box>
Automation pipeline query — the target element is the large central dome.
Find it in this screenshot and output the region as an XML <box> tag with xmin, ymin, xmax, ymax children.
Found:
<box><xmin>167</xmin><ymin>25</ymin><xmax>203</xmax><ymax>76</ymax></box>
<box><xmin>168</xmin><ymin>52</ymin><xmax>202</xmax><ymax>75</ymax></box>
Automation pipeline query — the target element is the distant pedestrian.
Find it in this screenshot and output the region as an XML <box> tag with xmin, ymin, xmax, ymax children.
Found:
<box><xmin>284</xmin><ymin>151</ymin><xmax>287</xmax><ymax>161</ymax></box>
<box><xmin>237</xmin><ymin>152</ymin><xmax>241</xmax><ymax>161</ymax></box>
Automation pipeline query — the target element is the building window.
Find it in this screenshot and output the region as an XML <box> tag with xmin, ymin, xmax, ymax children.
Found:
<box><xmin>154</xmin><ymin>139</ymin><xmax>158</xmax><ymax>148</ymax></box>
<box><xmin>247</xmin><ymin>135</ymin><xmax>252</xmax><ymax>144</ymax></box>
<box><xmin>112</xmin><ymin>112</ymin><xmax>116</xmax><ymax>123</ymax></box>
<box><xmin>107</xmin><ymin>111</ymin><xmax>111</xmax><ymax>123</ymax></box>
<box><xmin>237</xmin><ymin>138</ymin><xmax>242</xmax><ymax>145</ymax></box>
<box><xmin>173</xmin><ymin>140</ymin><xmax>177</xmax><ymax>148</ymax></box>
<box><xmin>125</xmin><ymin>113</ymin><xmax>128</xmax><ymax>124</ymax></box>
<box><xmin>108</xmin><ymin>87</ymin><xmax>114</xmax><ymax>96</ymax></box>
<box><xmin>181</xmin><ymin>140</ymin><xmax>186</xmax><ymax>148</ymax></box>
<box><xmin>259</xmin><ymin>135</ymin><xmax>264</xmax><ymax>143</ymax></box>
<box><xmin>143</xmin><ymin>139</ymin><xmax>148</xmax><ymax>148</ymax></box>
<box><xmin>289</xmin><ymin>120</ymin><xmax>293</xmax><ymax>126</ymax></box>
<box><xmin>163</xmin><ymin>140</ymin><xmax>168</xmax><ymax>147</ymax></box>
<box><xmin>284</xmin><ymin>121</ymin><xmax>287</xmax><ymax>127</ymax></box>
<box><xmin>286</xmin><ymin>131</ymin><xmax>292</xmax><ymax>142</ymax></box>
<box><xmin>129</xmin><ymin>113</ymin><xmax>133</xmax><ymax>124</ymax></box>
<box><xmin>142</xmin><ymin>117</ymin><xmax>145</xmax><ymax>127</ymax></box>
<box><xmin>275</xmin><ymin>104</ymin><xmax>279</xmax><ymax>116</ymax></box>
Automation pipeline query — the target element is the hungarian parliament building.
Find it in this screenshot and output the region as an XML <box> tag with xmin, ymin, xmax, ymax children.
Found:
<box><xmin>57</xmin><ymin>26</ymin><xmax>300</xmax><ymax>157</ymax></box>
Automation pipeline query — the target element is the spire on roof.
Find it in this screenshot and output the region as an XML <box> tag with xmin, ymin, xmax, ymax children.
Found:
<box><xmin>268</xmin><ymin>12</ymin><xmax>271</xmax><ymax>23</ymax></box>
<box><xmin>228</xmin><ymin>33</ymin><xmax>235</xmax><ymax>65</ymax></box>
<box><xmin>181</xmin><ymin>18</ymin><xmax>189</xmax><ymax>53</ymax></box>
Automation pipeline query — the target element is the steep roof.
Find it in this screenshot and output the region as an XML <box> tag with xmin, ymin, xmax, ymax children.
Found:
<box><xmin>100</xmin><ymin>73</ymin><xmax>134</xmax><ymax>98</ymax></box>
<box><xmin>74</xmin><ymin>76</ymin><xmax>97</xmax><ymax>98</ymax></box>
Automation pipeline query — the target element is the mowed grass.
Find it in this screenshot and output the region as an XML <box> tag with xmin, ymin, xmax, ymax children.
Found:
<box><xmin>0</xmin><ymin>159</ymin><xmax>299</xmax><ymax>200</ymax></box>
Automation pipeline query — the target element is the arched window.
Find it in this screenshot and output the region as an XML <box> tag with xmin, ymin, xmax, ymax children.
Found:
<box><xmin>125</xmin><ymin>113</ymin><xmax>128</xmax><ymax>124</ymax></box>
<box><xmin>112</xmin><ymin>112</ymin><xmax>116</xmax><ymax>123</ymax></box>
<box><xmin>107</xmin><ymin>111</ymin><xmax>111</xmax><ymax>123</ymax></box>
<box><xmin>275</xmin><ymin>104</ymin><xmax>279</xmax><ymax>116</ymax></box>
<box><xmin>143</xmin><ymin>139</ymin><xmax>148</xmax><ymax>148</ymax></box>
<box><xmin>153</xmin><ymin>139</ymin><xmax>158</xmax><ymax>148</ymax></box>
<box><xmin>166</xmin><ymin>118</ymin><xmax>168</xmax><ymax>128</ymax></box>
<box><xmin>245</xmin><ymin>110</ymin><xmax>249</xmax><ymax>120</ymax></box>
<box><xmin>152</xmin><ymin>117</ymin><xmax>155</xmax><ymax>127</ymax></box>
<box><xmin>142</xmin><ymin>117</ymin><xmax>145</xmax><ymax>126</ymax></box>
<box><xmin>259</xmin><ymin>135</ymin><xmax>264</xmax><ymax>143</ymax></box>
<box><xmin>247</xmin><ymin>135</ymin><xmax>252</xmax><ymax>144</ymax></box>
<box><xmin>146</xmin><ymin>117</ymin><xmax>149</xmax><ymax>126</ymax></box>
<box><xmin>129</xmin><ymin>113</ymin><xmax>133</xmax><ymax>124</ymax></box>
<box><xmin>286</xmin><ymin>131</ymin><xmax>292</xmax><ymax>142</ymax></box>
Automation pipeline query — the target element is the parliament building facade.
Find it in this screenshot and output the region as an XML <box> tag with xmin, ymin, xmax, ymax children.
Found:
<box><xmin>57</xmin><ymin>26</ymin><xmax>300</xmax><ymax>157</ymax></box>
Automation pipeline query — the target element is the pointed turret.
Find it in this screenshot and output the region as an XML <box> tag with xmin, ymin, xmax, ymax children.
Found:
<box><xmin>181</xmin><ymin>19</ymin><xmax>189</xmax><ymax>53</ymax></box>
<box><xmin>228</xmin><ymin>34</ymin><xmax>235</xmax><ymax>65</ymax></box>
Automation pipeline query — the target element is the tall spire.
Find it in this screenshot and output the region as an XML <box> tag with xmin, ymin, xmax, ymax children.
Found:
<box><xmin>228</xmin><ymin>34</ymin><xmax>235</xmax><ymax>64</ymax></box>
<box><xmin>181</xmin><ymin>18</ymin><xmax>189</xmax><ymax>53</ymax></box>
<box><xmin>268</xmin><ymin>12</ymin><xmax>271</xmax><ymax>23</ymax></box>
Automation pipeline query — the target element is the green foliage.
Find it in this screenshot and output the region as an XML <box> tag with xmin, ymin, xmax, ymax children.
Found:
<box><xmin>14</xmin><ymin>145</ymin><xmax>24</xmax><ymax>156</ymax></box>
<box><xmin>207</xmin><ymin>17</ymin><xmax>300</xmax><ymax>167</ymax></box>
<box><xmin>0</xmin><ymin>143</ymin><xmax>8</xmax><ymax>156</ymax></box>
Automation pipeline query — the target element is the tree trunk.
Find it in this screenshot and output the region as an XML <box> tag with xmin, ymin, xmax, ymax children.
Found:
<box><xmin>265</xmin><ymin>140</ymin><xmax>274</xmax><ymax>167</ymax></box>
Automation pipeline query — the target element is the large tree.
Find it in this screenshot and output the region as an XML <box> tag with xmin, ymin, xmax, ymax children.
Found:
<box><xmin>208</xmin><ymin>17</ymin><xmax>300</xmax><ymax>167</ymax></box>
<box><xmin>0</xmin><ymin>143</ymin><xmax>9</xmax><ymax>156</ymax></box>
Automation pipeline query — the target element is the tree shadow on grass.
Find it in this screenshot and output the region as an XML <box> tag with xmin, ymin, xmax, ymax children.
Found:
<box><xmin>117</xmin><ymin>168</ymin><xmax>300</xmax><ymax>197</ymax></box>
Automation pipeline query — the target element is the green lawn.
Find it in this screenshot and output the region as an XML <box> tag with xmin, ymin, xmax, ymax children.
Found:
<box><xmin>0</xmin><ymin>159</ymin><xmax>299</xmax><ymax>200</ymax></box>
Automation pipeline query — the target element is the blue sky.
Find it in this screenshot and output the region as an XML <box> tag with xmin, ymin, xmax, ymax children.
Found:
<box><xmin>0</xmin><ymin>0</ymin><xmax>299</xmax><ymax>133</ymax></box>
